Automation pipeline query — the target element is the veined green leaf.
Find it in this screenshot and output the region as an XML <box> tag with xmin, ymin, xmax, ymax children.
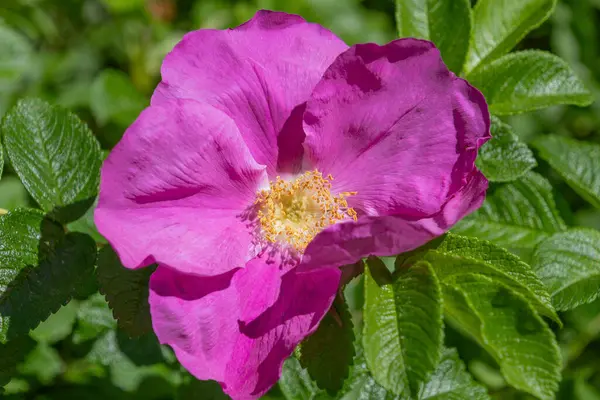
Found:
<box><xmin>533</xmin><ymin>228</ymin><xmax>600</xmax><ymax>311</ymax></box>
<box><xmin>453</xmin><ymin>172</ymin><xmax>566</xmax><ymax>251</ymax></box>
<box><xmin>363</xmin><ymin>259</ymin><xmax>443</xmax><ymax>397</ymax></box>
<box><xmin>414</xmin><ymin>233</ymin><xmax>560</xmax><ymax>324</ymax></box>
<box><xmin>468</xmin><ymin>51</ymin><xmax>592</xmax><ymax>115</ymax></box>
<box><xmin>443</xmin><ymin>274</ymin><xmax>561</xmax><ymax>400</ymax></box>
<box><xmin>338</xmin><ymin>342</ymin><xmax>489</xmax><ymax>400</ymax></box>
<box><xmin>1</xmin><ymin>99</ymin><xmax>102</xmax><ymax>223</ymax></box>
<box><xmin>279</xmin><ymin>357</ymin><xmax>329</xmax><ymax>400</ymax></box>
<box><xmin>0</xmin><ymin>209</ymin><xmax>97</xmax><ymax>343</ymax></box>
<box><xmin>464</xmin><ymin>0</ymin><xmax>556</xmax><ymax>75</ymax></box>
<box><xmin>476</xmin><ymin>117</ymin><xmax>537</xmax><ymax>182</ymax></box>
<box><xmin>298</xmin><ymin>297</ymin><xmax>355</xmax><ymax>395</ymax></box>
<box><xmin>395</xmin><ymin>0</ymin><xmax>471</xmax><ymax>73</ymax></box>
<box><xmin>96</xmin><ymin>246</ymin><xmax>154</xmax><ymax>337</ymax></box>
<box><xmin>418</xmin><ymin>348</ymin><xmax>490</xmax><ymax>400</ymax></box>
<box><xmin>532</xmin><ymin>135</ymin><xmax>600</xmax><ymax>209</ymax></box>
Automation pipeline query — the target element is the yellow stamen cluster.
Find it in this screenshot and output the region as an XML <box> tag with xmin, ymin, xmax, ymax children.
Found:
<box><xmin>255</xmin><ymin>170</ymin><xmax>357</xmax><ymax>252</ymax></box>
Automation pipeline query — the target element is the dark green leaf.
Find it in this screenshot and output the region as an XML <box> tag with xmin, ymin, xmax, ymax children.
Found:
<box><xmin>464</xmin><ymin>0</ymin><xmax>556</xmax><ymax>75</ymax></box>
<box><xmin>0</xmin><ymin>209</ymin><xmax>97</xmax><ymax>343</ymax></box>
<box><xmin>298</xmin><ymin>297</ymin><xmax>354</xmax><ymax>395</ymax></box>
<box><xmin>0</xmin><ymin>336</ymin><xmax>35</xmax><ymax>393</ymax></box>
<box><xmin>453</xmin><ymin>172</ymin><xmax>566</xmax><ymax>251</ymax></box>
<box><xmin>67</xmin><ymin>198</ymin><xmax>107</xmax><ymax>244</ymax></box>
<box><xmin>279</xmin><ymin>357</ymin><xmax>329</xmax><ymax>400</ymax></box>
<box><xmin>96</xmin><ymin>246</ymin><xmax>153</xmax><ymax>337</ymax></box>
<box><xmin>363</xmin><ymin>259</ymin><xmax>443</xmax><ymax>396</ymax></box>
<box><xmin>476</xmin><ymin>118</ymin><xmax>537</xmax><ymax>182</ymax></box>
<box><xmin>395</xmin><ymin>0</ymin><xmax>471</xmax><ymax>73</ymax></box>
<box><xmin>532</xmin><ymin>135</ymin><xmax>600</xmax><ymax>209</ymax></box>
<box><xmin>468</xmin><ymin>51</ymin><xmax>592</xmax><ymax>115</ymax></box>
<box><xmin>177</xmin><ymin>378</ymin><xmax>228</xmax><ymax>400</ymax></box>
<box><xmin>532</xmin><ymin>228</ymin><xmax>600</xmax><ymax>311</ymax></box>
<box><xmin>1</xmin><ymin>99</ymin><xmax>102</xmax><ymax>223</ymax></box>
<box><xmin>90</xmin><ymin>69</ymin><xmax>146</xmax><ymax>126</ymax></box>
<box><xmin>443</xmin><ymin>274</ymin><xmax>561</xmax><ymax>400</ymax></box>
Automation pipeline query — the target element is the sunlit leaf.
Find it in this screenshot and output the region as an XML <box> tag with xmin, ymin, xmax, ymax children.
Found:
<box><xmin>1</xmin><ymin>99</ymin><xmax>102</xmax><ymax>223</ymax></box>
<box><xmin>395</xmin><ymin>0</ymin><xmax>471</xmax><ymax>73</ymax></box>
<box><xmin>363</xmin><ymin>259</ymin><xmax>443</xmax><ymax>397</ymax></box>
<box><xmin>464</xmin><ymin>0</ymin><xmax>556</xmax><ymax>74</ymax></box>
<box><xmin>476</xmin><ymin>118</ymin><xmax>537</xmax><ymax>182</ymax></box>
<box><xmin>468</xmin><ymin>51</ymin><xmax>592</xmax><ymax>115</ymax></box>
<box><xmin>443</xmin><ymin>274</ymin><xmax>561</xmax><ymax>400</ymax></box>
<box><xmin>533</xmin><ymin>228</ymin><xmax>600</xmax><ymax>311</ymax></box>
<box><xmin>453</xmin><ymin>172</ymin><xmax>566</xmax><ymax>251</ymax></box>
<box><xmin>533</xmin><ymin>135</ymin><xmax>600</xmax><ymax>209</ymax></box>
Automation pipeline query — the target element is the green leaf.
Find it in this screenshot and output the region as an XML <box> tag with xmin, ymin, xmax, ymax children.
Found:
<box><xmin>279</xmin><ymin>357</ymin><xmax>329</xmax><ymax>400</ymax></box>
<box><xmin>468</xmin><ymin>51</ymin><xmax>593</xmax><ymax>115</ymax></box>
<box><xmin>0</xmin><ymin>177</ymin><xmax>29</xmax><ymax>210</ymax></box>
<box><xmin>339</xmin><ymin>343</ymin><xmax>489</xmax><ymax>400</ymax></box>
<box><xmin>0</xmin><ymin>135</ymin><xmax>3</xmax><ymax>180</ymax></box>
<box><xmin>96</xmin><ymin>246</ymin><xmax>153</xmax><ymax>337</ymax></box>
<box><xmin>418</xmin><ymin>233</ymin><xmax>560</xmax><ymax>324</ymax></box>
<box><xmin>1</xmin><ymin>99</ymin><xmax>102</xmax><ymax>223</ymax></box>
<box><xmin>90</xmin><ymin>69</ymin><xmax>146</xmax><ymax>127</ymax></box>
<box><xmin>532</xmin><ymin>135</ymin><xmax>600</xmax><ymax>209</ymax></box>
<box><xmin>73</xmin><ymin>293</ymin><xmax>117</xmax><ymax>344</ymax></box>
<box><xmin>177</xmin><ymin>378</ymin><xmax>228</xmax><ymax>400</ymax></box>
<box><xmin>395</xmin><ymin>0</ymin><xmax>471</xmax><ymax>73</ymax></box>
<box><xmin>363</xmin><ymin>258</ymin><xmax>443</xmax><ymax>397</ymax></box>
<box><xmin>418</xmin><ymin>348</ymin><xmax>490</xmax><ymax>400</ymax></box>
<box><xmin>0</xmin><ymin>22</ymin><xmax>32</xmax><ymax>93</ymax></box>
<box><xmin>298</xmin><ymin>297</ymin><xmax>354</xmax><ymax>395</ymax></box>
<box><xmin>464</xmin><ymin>0</ymin><xmax>556</xmax><ymax>75</ymax></box>
<box><xmin>100</xmin><ymin>0</ymin><xmax>145</xmax><ymax>13</ymax></box>
<box><xmin>532</xmin><ymin>228</ymin><xmax>600</xmax><ymax>311</ymax></box>
<box><xmin>476</xmin><ymin>118</ymin><xmax>537</xmax><ymax>182</ymax></box>
<box><xmin>443</xmin><ymin>274</ymin><xmax>561</xmax><ymax>400</ymax></box>
<box><xmin>18</xmin><ymin>342</ymin><xmax>63</xmax><ymax>385</ymax></box>
<box><xmin>67</xmin><ymin>198</ymin><xmax>107</xmax><ymax>244</ymax></box>
<box><xmin>30</xmin><ymin>301</ymin><xmax>78</xmax><ymax>344</ymax></box>
<box><xmin>453</xmin><ymin>172</ymin><xmax>566</xmax><ymax>251</ymax></box>
<box><xmin>0</xmin><ymin>336</ymin><xmax>35</xmax><ymax>393</ymax></box>
<box><xmin>0</xmin><ymin>209</ymin><xmax>97</xmax><ymax>343</ymax></box>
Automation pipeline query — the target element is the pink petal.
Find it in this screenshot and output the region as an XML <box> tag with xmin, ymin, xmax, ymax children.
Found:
<box><xmin>303</xmin><ymin>38</ymin><xmax>490</xmax><ymax>218</ymax></box>
<box><xmin>300</xmin><ymin>171</ymin><xmax>488</xmax><ymax>270</ymax></box>
<box><xmin>153</xmin><ymin>10</ymin><xmax>348</xmax><ymax>176</ymax></box>
<box><xmin>149</xmin><ymin>262</ymin><xmax>340</xmax><ymax>400</ymax></box>
<box><xmin>95</xmin><ymin>99</ymin><xmax>267</xmax><ymax>275</ymax></box>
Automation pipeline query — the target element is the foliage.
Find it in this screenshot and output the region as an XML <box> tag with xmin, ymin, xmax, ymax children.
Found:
<box><xmin>1</xmin><ymin>0</ymin><xmax>600</xmax><ymax>399</ymax></box>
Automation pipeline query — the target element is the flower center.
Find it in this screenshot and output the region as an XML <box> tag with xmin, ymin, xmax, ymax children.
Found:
<box><xmin>255</xmin><ymin>170</ymin><xmax>357</xmax><ymax>252</ymax></box>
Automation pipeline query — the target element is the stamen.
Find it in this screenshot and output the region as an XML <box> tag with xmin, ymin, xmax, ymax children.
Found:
<box><xmin>255</xmin><ymin>170</ymin><xmax>358</xmax><ymax>252</ymax></box>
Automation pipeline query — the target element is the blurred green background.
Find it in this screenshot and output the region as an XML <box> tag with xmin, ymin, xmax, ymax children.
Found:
<box><xmin>1</xmin><ymin>0</ymin><xmax>600</xmax><ymax>399</ymax></box>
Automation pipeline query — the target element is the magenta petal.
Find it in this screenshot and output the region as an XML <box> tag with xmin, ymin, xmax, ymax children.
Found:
<box><xmin>303</xmin><ymin>39</ymin><xmax>490</xmax><ymax>218</ymax></box>
<box><xmin>95</xmin><ymin>99</ymin><xmax>267</xmax><ymax>275</ymax></box>
<box><xmin>153</xmin><ymin>10</ymin><xmax>348</xmax><ymax>176</ymax></box>
<box><xmin>149</xmin><ymin>263</ymin><xmax>340</xmax><ymax>400</ymax></box>
<box><xmin>300</xmin><ymin>171</ymin><xmax>488</xmax><ymax>270</ymax></box>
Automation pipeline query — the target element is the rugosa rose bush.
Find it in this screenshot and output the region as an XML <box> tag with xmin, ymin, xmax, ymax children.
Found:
<box><xmin>95</xmin><ymin>10</ymin><xmax>490</xmax><ymax>399</ymax></box>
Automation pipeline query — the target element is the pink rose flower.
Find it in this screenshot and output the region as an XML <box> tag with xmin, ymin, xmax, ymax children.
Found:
<box><xmin>95</xmin><ymin>10</ymin><xmax>490</xmax><ymax>399</ymax></box>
